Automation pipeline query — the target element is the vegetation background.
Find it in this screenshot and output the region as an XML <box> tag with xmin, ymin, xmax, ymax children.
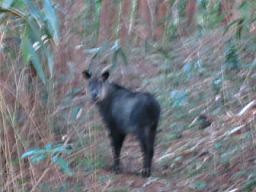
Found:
<box><xmin>1</xmin><ymin>0</ymin><xmax>256</xmax><ymax>191</ymax></box>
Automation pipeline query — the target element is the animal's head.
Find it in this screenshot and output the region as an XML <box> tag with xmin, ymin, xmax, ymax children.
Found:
<box><xmin>82</xmin><ymin>70</ymin><xmax>110</xmax><ymax>102</ymax></box>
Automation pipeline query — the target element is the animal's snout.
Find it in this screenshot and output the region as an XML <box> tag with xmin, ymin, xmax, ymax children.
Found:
<box><xmin>90</xmin><ymin>91</ymin><xmax>98</xmax><ymax>101</ymax></box>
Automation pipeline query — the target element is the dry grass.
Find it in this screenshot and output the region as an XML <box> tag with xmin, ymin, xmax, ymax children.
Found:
<box><xmin>1</xmin><ymin>1</ymin><xmax>256</xmax><ymax>191</ymax></box>
<box><xmin>1</xmin><ymin>34</ymin><xmax>256</xmax><ymax>191</ymax></box>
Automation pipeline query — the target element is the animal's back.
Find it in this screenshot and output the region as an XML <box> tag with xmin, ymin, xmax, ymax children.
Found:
<box><xmin>130</xmin><ymin>93</ymin><xmax>160</xmax><ymax>127</ymax></box>
<box><xmin>109</xmin><ymin>85</ymin><xmax>160</xmax><ymax>133</ymax></box>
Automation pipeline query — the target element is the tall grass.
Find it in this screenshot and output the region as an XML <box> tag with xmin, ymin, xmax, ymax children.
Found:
<box><xmin>0</xmin><ymin>50</ymin><xmax>106</xmax><ymax>191</ymax></box>
<box><xmin>1</xmin><ymin>0</ymin><xmax>256</xmax><ymax>191</ymax></box>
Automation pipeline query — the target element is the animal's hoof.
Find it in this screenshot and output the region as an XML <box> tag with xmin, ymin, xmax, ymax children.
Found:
<box><xmin>141</xmin><ymin>168</ymin><xmax>151</xmax><ymax>177</ymax></box>
<box><xmin>112</xmin><ymin>164</ymin><xmax>121</xmax><ymax>174</ymax></box>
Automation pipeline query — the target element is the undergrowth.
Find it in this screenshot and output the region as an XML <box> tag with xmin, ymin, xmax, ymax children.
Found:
<box><xmin>1</xmin><ymin>0</ymin><xmax>256</xmax><ymax>191</ymax></box>
<box><xmin>144</xmin><ymin>29</ymin><xmax>256</xmax><ymax>191</ymax></box>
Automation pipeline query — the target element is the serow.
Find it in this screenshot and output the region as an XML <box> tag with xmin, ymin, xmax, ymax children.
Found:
<box><xmin>82</xmin><ymin>70</ymin><xmax>160</xmax><ymax>177</ymax></box>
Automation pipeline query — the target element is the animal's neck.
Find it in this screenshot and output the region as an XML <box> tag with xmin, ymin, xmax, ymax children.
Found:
<box><xmin>105</xmin><ymin>83</ymin><xmax>122</xmax><ymax>97</ymax></box>
<box><xmin>96</xmin><ymin>83</ymin><xmax>121</xmax><ymax>111</ymax></box>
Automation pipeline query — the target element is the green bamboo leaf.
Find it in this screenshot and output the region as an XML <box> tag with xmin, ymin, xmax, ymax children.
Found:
<box><xmin>84</xmin><ymin>47</ymin><xmax>101</xmax><ymax>54</ymax></box>
<box><xmin>84</xmin><ymin>42</ymin><xmax>108</xmax><ymax>54</ymax></box>
<box><xmin>118</xmin><ymin>48</ymin><xmax>128</xmax><ymax>65</ymax></box>
<box><xmin>2</xmin><ymin>0</ymin><xmax>14</xmax><ymax>9</ymax></box>
<box><xmin>22</xmin><ymin>32</ymin><xmax>47</xmax><ymax>84</ymax></box>
<box><xmin>65</xmin><ymin>88</ymin><xmax>83</xmax><ymax>96</ymax></box>
<box><xmin>190</xmin><ymin>180</ymin><xmax>206</xmax><ymax>190</ymax></box>
<box><xmin>111</xmin><ymin>48</ymin><xmax>128</xmax><ymax>70</ymax></box>
<box><xmin>208</xmin><ymin>14</ymin><xmax>225</xmax><ymax>29</ymax></box>
<box><xmin>239</xmin><ymin>1</ymin><xmax>250</xmax><ymax>21</ymax></box>
<box><xmin>111</xmin><ymin>48</ymin><xmax>119</xmax><ymax>70</ymax></box>
<box><xmin>21</xmin><ymin>33</ymin><xmax>29</xmax><ymax>62</ymax></box>
<box><xmin>223</xmin><ymin>19</ymin><xmax>242</xmax><ymax>35</ymax></box>
<box><xmin>44</xmin><ymin>143</ymin><xmax>52</xmax><ymax>150</ymax></box>
<box><xmin>72</xmin><ymin>106</ymin><xmax>81</xmax><ymax>120</ymax></box>
<box><xmin>26</xmin><ymin>17</ymin><xmax>54</xmax><ymax>77</ymax></box>
<box><xmin>86</xmin><ymin>43</ymin><xmax>108</xmax><ymax>70</ymax></box>
<box><xmin>23</xmin><ymin>0</ymin><xmax>43</xmax><ymax>21</ymax></box>
<box><xmin>156</xmin><ymin>48</ymin><xmax>171</xmax><ymax>59</ymax></box>
<box><xmin>21</xmin><ymin>148</ymin><xmax>42</xmax><ymax>159</ymax></box>
<box><xmin>27</xmin><ymin>16</ymin><xmax>42</xmax><ymax>43</ymax></box>
<box><xmin>30</xmin><ymin>154</ymin><xmax>47</xmax><ymax>163</ymax></box>
<box><xmin>12</xmin><ymin>0</ymin><xmax>24</xmax><ymax>8</ymax></box>
<box><xmin>110</xmin><ymin>39</ymin><xmax>119</xmax><ymax>51</ymax></box>
<box><xmin>52</xmin><ymin>156</ymin><xmax>73</xmax><ymax>176</ymax></box>
<box><xmin>42</xmin><ymin>0</ymin><xmax>59</xmax><ymax>43</ymax></box>
<box><xmin>236</xmin><ymin>19</ymin><xmax>244</xmax><ymax>39</ymax></box>
<box><xmin>47</xmin><ymin>46</ymin><xmax>54</xmax><ymax>77</ymax></box>
<box><xmin>52</xmin><ymin>145</ymin><xmax>71</xmax><ymax>155</ymax></box>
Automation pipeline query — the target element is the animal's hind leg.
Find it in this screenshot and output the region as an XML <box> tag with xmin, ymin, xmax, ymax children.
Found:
<box><xmin>110</xmin><ymin>131</ymin><xmax>126</xmax><ymax>173</ymax></box>
<box><xmin>139</xmin><ymin>125</ymin><xmax>157</xmax><ymax>177</ymax></box>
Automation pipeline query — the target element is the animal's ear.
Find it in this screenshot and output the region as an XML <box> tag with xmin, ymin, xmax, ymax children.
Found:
<box><xmin>101</xmin><ymin>71</ymin><xmax>109</xmax><ymax>81</ymax></box>
<box><xmin>82</xmin><ymin>70</ymin><xmax>92</xmax><ymax>80</ymax></box>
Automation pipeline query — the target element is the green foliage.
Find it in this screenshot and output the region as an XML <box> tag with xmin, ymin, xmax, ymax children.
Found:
<box><xmin>1</xmin><ymin>0</ymin><xmax>14</xmax><ymax>9</ymax></box>
<box><xmin>80</xmin><ymin>157</ymin><xmax>104</xmax><ymax>172</ymax></box>
<box><xmin>0</xmin><ymin>0</ymin><xmax>58</xmax><ymax>83</ymax></box>
<box><xmin>197</xmin><ymin>0</ymin><xmax>224</xmax><ymax>29</ymax></box>
<box><xmin>242</xmin><ymin>178</ymin><xmax>256</xmax><ymax>192</ymax></box>
<box><xmin>211</xmin><ymin>73</ymin><xmax>222</xmax><ymax>94</ymax></box>
<box><xmin>182</xmin><ymin>60</ymin><xmax>203</xmax><ymax>77</ymax></box>
<box><xmin>177</xmin><ymin>0</ymin><xmax>186</xmax><ymax>19</ymax></box>
<box><xmin>42</xmin><ymin>0</ymin><xmax>59</xmax><ymax>43</ymax></box>
<box><xmin>21</xmin><ymin>143</ymin><xmax>73</xmax><ymax>176</ymax></box>
<box><xmin>188</xmin><ymin>163</ymin><xmax>209</xmax><ymax>177</ymax></box>
<box><xmin>170</xmin><ymin>90</ymin><xmax>188</xmax><ymax>107</ymax></box>
<box><xmin>84</xmin><ymin>39</ymin><xmax>128</xmax><ymax>71</ymax></box>
<box><xmin>189</xmin><ymin>180</ymin><xmax>206</xmax><ymax>190</ymax></box>
<box><xmin>224</xmin><ymin>0</ymin><xmax>256</xmax><ymax>39</ymax></box>
<box><xmin>2</xmin><ymin>0</ymin><xmax>256</xmax><ymax>191</ymax></box>
<box><xmin>106</xmin><ymin>189</ymin><xmax>127</xmax><ymax>192</ymax></box>
<box><xmin>72</xmin><ymin>106</ymin><xmax>82</xmax><ymax>120</ymax></box>
<box><xmin>74</xmin><ymin>0</ymin><xmax>101</xmax><ymax>46</ymax></box>
<box><xmin>112</xmin><ymin>47</ymin><xmax>128</xmax><ymax>70</ymax></box>
<box><xmin>22</xmin><ymin>30</ymin><xmax>47</xmax><ymax>84</ymax></box>
<box><xmin>224</xmin><ymin>40</ymin><xmax>241</xmax><ymax>70</ymax></box>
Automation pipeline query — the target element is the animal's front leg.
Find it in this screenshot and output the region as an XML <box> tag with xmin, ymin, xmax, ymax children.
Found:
<box><xmin>110</xmin><ymin>131</ymin><xmax>126</xmax><ymax>173</ymax></box>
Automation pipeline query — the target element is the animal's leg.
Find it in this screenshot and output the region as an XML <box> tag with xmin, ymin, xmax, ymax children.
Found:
<box><xmin>110</xmin><ymin>131</ymin><xmax>126</xmax><ymax>173</ymax></box>
<box><xmin>139</xmin><ymin>125</ymin><xmax>157</xmax><ymax>177</ymax></box>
